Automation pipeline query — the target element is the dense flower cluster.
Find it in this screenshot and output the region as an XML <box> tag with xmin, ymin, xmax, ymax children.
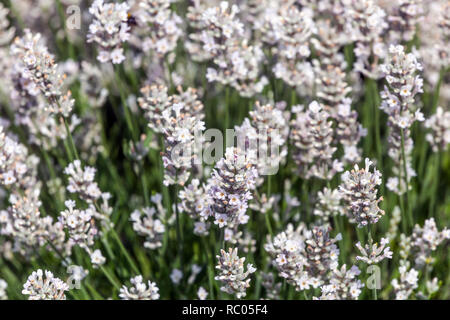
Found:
<box><xmin>235</xmin><ymin>101</ymin><xmax>289</xmax><ymax>179</ymax></box>
<box><xmin>313</xmin><ymin>61</ymin><xmax>350</xmax><ymax>114</ymax></box>
<box><xmin>58</xmin><ymin>159</ymin><xmax>114</xmax><ymax>267</ymax></box>
<box><xmin>355</xmin><ymin>237</ymin><xmax>393</xmax><ymax>264</ymax></box>
<box><xmin>317</xmin><ymin>264</ymin><xmax>364</xmax><ymax>300</ymax></box>
<box><xmin>178</xmin><ymin>179</ymin><xmax>210</xmax><ymax>236</ymax></box>
<box><xmin>87</xmin><ymin>0</ymin><xmax>130</xmax><ymax>64</ymax></box>
<box><xmin>391</xmin><ymin>260</ymin><xmax>419</xmax><ymax>300</ymax></box>
<box><xmin>347</xmin><ymin>0</ymin><xmax>388</xmax><ymax>79</ymax></box>
<box><xmin>119</xmin><ymin>275</ymin><xmax>160</xmax><ymax>300</ymax></box>
<box><xmin>22</xmin><ymin>269</ymin><xmax>69</xmax><ymax>300</ymax></box>
<box><xmin>138</xmin><ymin>84</ymin><xmax>172</xmax><ymax>133</ymax></box>
<box><xmin>290</xmin><ymin>102</ymin><xmax>342</xmax><ymax>180</ymax></box>
<box><xmin>309</xmin><ymin>7</ymin><xmax>366</xmax><ymax>165</ymax></box>
<box><xmin>380</xmin><ymin>44</ymin><xmax>424</xmax><ymax>195</ymax></box>
<box><xmin>265</xmin><ymin>223</ymin><xmax>343</xmax><ymax>291</ymax></box>
<box><xmin>203</xmin><ymin>147</ymin><xmax>257</xmax><ymax>229</ymax></box>
<box><xmin>389</xmin><ymin>218</ymin><xmax>449</xmax><ymax>300</ymax></box>
<box><xmin>0</xmin><ymin>193</ymin><xmax>45</xmax><ymax>249</ymax></box>
<box><xmin>6</xmin><ymin>41</ymin><xmax>73</xmax><ymax>149</ymax></box>
<box><xmin>409</xmin><ymin>218</ymin><xmax>450</xmax><ymax>267</ymax></box>
<box><xmin>64</xmin><ymin>160</ymin><xmax>101</xmax><ymax>203</ymax></box>
<box><xmin>130</xmin><ymin>205</ymin><xmax>165</xmax><ymax>250</ymax></box>
<box><xmin>12</xmin><ymin>30</ymin><xmax>75</xmax><ymax>116</ymax></box>
<box><xmin>0</xmin><ymin>126</ymin><xmax>39</xmax><ymax>191</ymax></box>
<box><xmin>7</xmin><ymin>31</ymin><xmax>43</xmax><ymax>124</ymax></box>
<box><xmin>139</xmin><ymin>84</ymin><xmax>205</xmax><ymax>186</ymax></box>
<box><xmin>137</xmin><ymin>0</ymin><xmax>183</xmax><ymax>56</ymax></box>
<box><xmin>272</xmin><ymin>4</ymin><xmax>315</xmax><ymax>88</ymax></box>
<box><xmin>304</xmin><ymin>226</ymin><xmax>341</xmax><ymax>279</ymax></box>
<box><xmin>386</xmin><ymin>0</ymin><xmax>424</xmax><ymax>42</ymax></box>
<box><xmin>418</xmin><ymin>1</ymin><xmax>449</xmax><ymax>94</ymax></box>
<box><xmin>264</xmin><ymin>224</ymin><xmax>307</xmax><ymax>289</ymax></box>
<box><xmin>215</xmin><ymin>247</ymin><xmax>256</xmax><ymax>299</ymax></box>
<box><xmin>64</xmin><ymin>160</ymin><xmax>112</xmax><ymax>225</ymax></box>
<box><xmin>334</xmin><ymin>99</ymin><xmax>366</xmax><ymax>164</ymax></box>
<box><xmin>160</xmin><ymin>104</ymin><xmax>205</xmax><ymax>186</ymax></box>
<box><xmin>200</xmin><ymin>2</ymin><xmax>267</xmax><ymax>97</ymax></box>
<box><xmin>339</xmin><ymin>158</ymin><xmax>384</xmax><ymax>227</ymax></box>
<box><xmin>59</xmin><ymin>200</ymin><xmax>98</xmax><ymax>250</ymax></box>
<box><xmin>313</xmin><ymin>187</ymin><xmax>343</xmax><ymax>223</ymax></box>
<box><xmin>185</xmin><ymin>0</ymin><xmax>215</xmax><ymax>62</ymax></box>
<box><xmin>424</xmin><ymin>107</ymin><xmax>450</xmax><ymax>152</ymax></box>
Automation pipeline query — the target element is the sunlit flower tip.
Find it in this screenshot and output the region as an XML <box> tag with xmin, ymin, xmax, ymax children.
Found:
<box><xmin>90</xmin><ymin>249</ymin><xmax>106</xmax><ymax>268</ymax></box>
<box><xmin>119</xmin><ymin>276</ymin><xmax>160</xmax><ymax>300</ymax></box>
<box><xmin>22</xmin><ymin>269</ymin><xmax>69</xmax><ymax>300</ymax></box>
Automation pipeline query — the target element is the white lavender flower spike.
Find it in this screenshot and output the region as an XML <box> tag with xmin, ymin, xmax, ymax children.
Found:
<box><xmin>22</xmin><ymin>269</ymin><xmax>69</xmax><ymax>300</ymax></box>
<box><xmin>87</xmin><ymin>0</ymin><xmax>130</xmax><ymax>64</ymax></box>
<box><xmin>215</xmin><ymin>247</ymin><xmax>256</xmax><ymax>299</ymax></box>
<box><xmin>119</xmin><ymin>275</ymin><xmax>160</xmax><ymax>300</ymax></box>
<box><xmin>204</xmin><ymin>147</ymin><xmax>257</xmax><ymax>229</ymax></box>
<box><xmin>339</xmin><ymin>158</ymin><xmax>384</xmax><ymax>227</ymax></box>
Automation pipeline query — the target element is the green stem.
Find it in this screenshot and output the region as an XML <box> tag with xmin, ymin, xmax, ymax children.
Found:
<box><xmin>110</xmin><ymin>228</ymin><xmax>140</xmax><ymax>275</ymax></box>
<box><xmin>114</xmin><ymin>66</ymin><xmax>138</xmax><ymax>141</ymax></box>
<box><xmin>140</xmin><ymin>166</ymin><xmax>150</xmax><ymax>207</ymax></box>
<box><xmin>174</xmin><ymin>181</ymin><xmax>183</xmax><ymax>270</ymax></box>
<box><xmin>301</xmin><ymin>180</ymin><xmax>310</xmax><ymax>223</ymax></box>
<box><xmin>100</xmin><ymin>265</ymin><xmax>121</xmax><ymax>291</ymax></box>
<box><xmin>368</xmin><ymin>79</ymin><xmax>383</xmax><ymax>178</ymax></box>
<box><xmin>225</xmin><ymin>86</ymin><xmax>231</xmax><ymax>135</ymax></box>
<box><xmin>265</xmin><ymin>175</ymin><xmax>274</xmax><ymax>236</ymax></box>
<box><xmin>40</xmin><ymin>147</ymin><xmax>64</xmax><ymax>210</ymax></box>
<box><xmin>156</xmin><ymin>137</ymin><xmax>171</xmax><ymax>261</ymax></box>
<box><xmin>431</xmin><ymin>68</ymin><xmax>445</xmax><ymax>114</ymax></box>
<box><xmin>400</xmin><ymin>129</ymin><xmax>413</xmax><ymax>228</ymax></box>
<box><xmin>367</xmin><ymin>225</ymin><xmax>377</xmax><ymax>300</ymax></box>
<box><xmin>398</xmin><ymin>192</ymin><xmax>407</xmax><ymax>234</ymax></box>
<box><xmin>45</xmin><ymin>238</ymin><xmax>69</xmax><ymax>264</ymax></box>
<box><xmin>220</xmin><ymin>229</ymin><xmax>225</xmax><ymax>251</ymax></box>
<box><xmin>165</xmin><ymin>56</ymin><xmax>175</xmax><ymax>93</ymax></box>
<box><xmin>85</xmin><ymin>282</ymin><xmax>104</xmax><ymax>300</ymax></box>
<box><xmin>428</xmin><ymin>151</ymin><xmax>441</xmax><ymax>218</ymax></box>
<box><xmin>265</xmin><ymin>211</ymin><xmax>273</xmax><ymax>238</ymax></box>
<box><xmin>62</xmin><ymin>116</ymin><xmax>79</xmax><ymax>161</ymax></box>
<box><xmin>202</xmin><ymin>238</ymin><xmax>215</xmax><ymax>299</ymax></box>
<box><xmin>170</xmin><ymin>169</ymin><xmax>183</xmax><ymax>279</ymax></box>
<box><xmin>55</xmin><ymin>0</ymin><xmax>75</xmax><ymax>59</ymax></box>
